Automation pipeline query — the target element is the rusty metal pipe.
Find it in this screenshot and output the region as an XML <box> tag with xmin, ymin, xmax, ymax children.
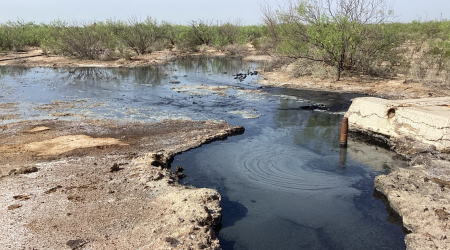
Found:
<box><xmin>340</xmin><ymin>117</ymin><xmax>348</xmax><ymax>147</ymax></box>
<box><xmin>339</xmin><ymin>147</ymin><xmax>347</xmax><ymax>165</ymax></box>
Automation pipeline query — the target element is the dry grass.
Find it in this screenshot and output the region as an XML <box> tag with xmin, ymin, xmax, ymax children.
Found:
<box><xmin>401</xmin><ymin>41</ymin><xmax>450</xmax><ymax>89</ymax></box>
<box><xmin>222</xmin><ymin>44</ymin><xmax>249</xmax><ymax>56</ymax></box>
<box><xmin>288</xmin><ymin>58</ymin><xmax>337</xmax><ymax>79</ymax></box>
<box><xmin>260</xmin><ymin>56</ymin><xmax>295</xmax><ymax>72</ymax></box>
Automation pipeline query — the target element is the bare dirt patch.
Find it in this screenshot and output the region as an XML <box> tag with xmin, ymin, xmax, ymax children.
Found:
<box><xmin>0</xmin><ymin>118</ymin><xmax>244</xmax><ymax>249</ymax></box>
<box><xmin>1</xmin><ymin>134</ymin><xmax>128</xmax><ymax>156</ymax></box>
<box><xmin>259</xmin><ymin>70</ymin><xmax>449</xmax><ymax>100</ymax></box>
<box><xmin>375</xmin><ymin>160</ymin><xmax>450</xmax><ymax>249</ymax></box>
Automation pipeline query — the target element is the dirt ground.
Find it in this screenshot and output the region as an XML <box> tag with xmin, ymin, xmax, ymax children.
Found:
<box><xmin>260</xmin><ymin>71</ymin><xmax>450</xmax><ymax>100</ymax></box>
<box><xmin>0</xmin><ymin>118</ymin><xmax>243</xmax><ymax>249</ymax></box>
<box><xmin>0</xmin><ymin>49</ymin><xmax>177</xmax><ymax>68</ymax></box>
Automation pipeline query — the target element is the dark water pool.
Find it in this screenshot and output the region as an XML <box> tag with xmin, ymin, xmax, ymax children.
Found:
<box><xmin>0</xmin><ymin>57</ymin><xmax>406</xmax><ymax>249</ymax></box>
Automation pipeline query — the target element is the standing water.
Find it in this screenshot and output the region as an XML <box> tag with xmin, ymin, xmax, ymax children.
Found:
<box><xmin>0</xmin><ymin>57</ymin><xmax>406</xmax><ymax>249</ymax></box>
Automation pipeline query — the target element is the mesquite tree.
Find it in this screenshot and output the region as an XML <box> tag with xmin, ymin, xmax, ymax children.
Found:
<box><xmin>188</xmin><ymin>20</ymin><xmax>217</xmax><ymax>46</ymax></box>
<box><xmin>218</xmin><ymin>20</ymin><xmax>242</xmax><ymax>45</ymax></box>
<box><xmin>115</xmin><ymin>16</ymin><xmax>160</xmax><ymax>55</ymax></box>
<box><xmin>263</xmin><ymin>0</ymin><xmax>399</xmax><ymax>80</ymax></box>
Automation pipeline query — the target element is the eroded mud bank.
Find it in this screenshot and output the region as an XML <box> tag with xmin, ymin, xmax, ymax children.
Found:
<box><xmin>374</xmin><ymin>136</ymin><xmax>450</xmax><ymax>249</ymax></box>
<box><xmin>0</xmin><ymin>119</ymin><xmax>243</xmax><ymax>249</ymax></box>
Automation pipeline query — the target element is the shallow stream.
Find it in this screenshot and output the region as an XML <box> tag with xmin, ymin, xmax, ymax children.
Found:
<box><xmin>0</xmin><ymin>57</ymin><xmax>406</xmax><ymax>249</ymax></box>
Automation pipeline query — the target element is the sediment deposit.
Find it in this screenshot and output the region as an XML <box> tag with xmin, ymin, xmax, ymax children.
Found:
<box><xmin>0</xmin><ymin>119</ymin><xmax>243</xmax><ymax>249</ymax></box>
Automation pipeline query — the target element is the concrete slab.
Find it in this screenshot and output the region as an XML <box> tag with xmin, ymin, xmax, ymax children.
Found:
<box><xmin>345</xmin><ymin>97</ymin><xmax>450</xmax><ymax>151</ymax></box>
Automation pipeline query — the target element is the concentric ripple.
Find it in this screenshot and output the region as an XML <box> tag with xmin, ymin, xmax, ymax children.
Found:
<box><xmin>234</xmin><ymin>139</ymin><xmax>347</xmax><ymax>191</ymax></box>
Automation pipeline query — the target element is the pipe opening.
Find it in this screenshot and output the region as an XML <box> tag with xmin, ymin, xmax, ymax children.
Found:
<box><xmin>387</xmin><ymin>108</ymin><xmax>396</xmax><ymax>119</ymax></box>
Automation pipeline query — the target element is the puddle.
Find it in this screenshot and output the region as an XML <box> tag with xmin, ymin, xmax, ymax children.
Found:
<box><xmin>0</xmin><ymin>57</ymin><xmax>406</xmax><ymax>249</ymax></box>
<box><xmin>174</xmin><ymin>112</ymin><xmax>406</xmax><ymax>250</ymax></box>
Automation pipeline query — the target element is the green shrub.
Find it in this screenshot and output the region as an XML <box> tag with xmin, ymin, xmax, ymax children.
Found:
<box><xmin>188</xmin><ymin>20</ymin><xmax>218</xmax><ymax>46</ymax></box>
<box><xmin>52</xmin><ymin>21</ymin><xmax>114</xmax><ymax>60</ymax></box>
<box><xmin>115</xmin><ymin>16</ymin><xmax>160</xmax><ymax>55</ymax></box>
<box><xmin>216</xmin><ymin>21</ymin><xmax>243</xmax><ymax>47</ymax></box>
<box><xmin>0</xmin><ymin>20</ymin><xmax>43</xmax><ymax>51</ymax></box>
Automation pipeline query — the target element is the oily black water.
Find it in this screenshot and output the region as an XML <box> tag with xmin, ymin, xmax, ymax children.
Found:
<box><xmin>0</xmin><ymin>58</ymin><xmax>406</xmax><ymax>249</ymax></box>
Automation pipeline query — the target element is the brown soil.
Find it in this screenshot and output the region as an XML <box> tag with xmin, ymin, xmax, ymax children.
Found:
<box><xmin>260</xmin><ymin>71</ymin><xmax>450</xmax><ymax>100</ymax></box>
<box><xmin>0</xmin><ymin>119</ymin><xmax>244</xmax><ymax>249</ymax></box>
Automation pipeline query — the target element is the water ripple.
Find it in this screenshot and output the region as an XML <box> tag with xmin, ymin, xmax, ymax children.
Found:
<box><xmin>237</xmin><ymin>142</ymin><xmax>345</xmax><ymax>191</ymax></box>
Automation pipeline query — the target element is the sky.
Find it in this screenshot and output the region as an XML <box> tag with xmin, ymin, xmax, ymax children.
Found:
<box><xmin>0</xmin><ymin>0</ymin><xmax>448</xmax><ymax>25</ymax></box>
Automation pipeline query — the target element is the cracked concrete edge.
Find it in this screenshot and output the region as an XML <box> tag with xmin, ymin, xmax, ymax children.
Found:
<box><xmin>345</xmin><ymin>97</ymin><xmax>450</xmax><ymax>151</ymax></box>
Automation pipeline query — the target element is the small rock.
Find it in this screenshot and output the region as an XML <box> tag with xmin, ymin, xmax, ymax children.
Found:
<box><xmin>177</xmin><ymin>172</ymin><xmax>187</xmax><ymax>179</ymax></box>
<box><xmin>153</xmin><ymin>173</ymin><xmax>164</xmax><ymax>181</ymax></box>
<box><xmin>24</xmin><ymin>126</ymin><xmax>51</xmax><ymax>133</ymax></box>
<box><xmin>66</xmin><ymin>239</ymin><xmax>87</xmax><ymax>250</ymax></box>
<box><xmin>165</xmin><ymin>237</ymin><xmax>181</xmax><ymax>247</ymax></box>
<box><xmin>67</xmin><ymin>195</ymin><xmax>84</xmax><ymax>202</ymax></box>
<box><xmin>13</xmin><ymin>195</ymin><xmax>31</xmax><ymax>201</ymax></box>
<box><xmin>435</xmin><ymin>209</ymin><xmax>450</xmax><ymax>221</ymax></box>
<box><xmin>110</xmin><ymin>163</ymin><xmax>122</xmax><ymax>173</ymax></box>
<box><xmin>44</xmin><ymin>185</ymin><xmax>62</xmax><ymax>194</ymax></box>
<box><xmin>10</xmin><ymin>166</ymin><xmax>38</xmax><ymax>175</ymax></box>
<box><xmin>7</xmin><ymin>204</ymin><xmax>22</xmax><ymax>210</ymax></box>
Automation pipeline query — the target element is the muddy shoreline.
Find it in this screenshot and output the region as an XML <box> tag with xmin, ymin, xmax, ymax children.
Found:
<box><xmin>0</xmin><ymin>119</ymin><xmax>243</xmax><ymax>249</ymax></box>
